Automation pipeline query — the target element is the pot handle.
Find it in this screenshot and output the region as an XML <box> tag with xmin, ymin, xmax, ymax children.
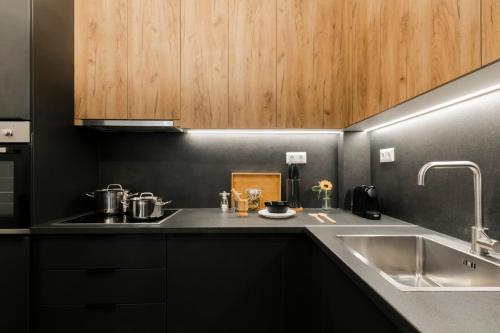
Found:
<box><xmin>107</xmin><ymin>184</ymin><xmax>123</xmax><ymax>190</ymax></box>
<box><xmin>139</xmin><ymin>192</ymin><xmax>155</xmax><ymax>199</ymax></box>
<box><xmin>85</xmin><ymin>192</ymin><xmax>95</xmax><ymax>198</ymax></box>
<box><xmin>158</xmin><ymin>200</ymin><xmax>172</xmax><ymax>206</ymax></box>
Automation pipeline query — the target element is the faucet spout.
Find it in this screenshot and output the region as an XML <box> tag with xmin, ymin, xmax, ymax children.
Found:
<box><xmin>416</xmin><ymin>161</ymin><xmax>493</xmax><ymax>255</ymax></box>
<box><xmin>417</xmin><ymin>162</ymin><xmax>438</xmax><ymax>186</ymax></box>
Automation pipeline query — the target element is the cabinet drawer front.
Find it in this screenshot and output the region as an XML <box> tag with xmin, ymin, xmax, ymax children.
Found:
<box><xmin>36</xmin><ymin>268</ymin><xmax>165</xmax><ymax>305</ymax></box>
<box><xmin>35</xmin><ymin>303</ymin><xmax>165</xmax><ymax>333</ymax></box>
<box><xmin>0</xmin><ymin>236</ymin><xmax>29</xmax><ymax>333</ymax></box>
<box><xmin>34</xmin><ymin>235</ymin><xmax>166</xmax><ymax>269</ymax></box>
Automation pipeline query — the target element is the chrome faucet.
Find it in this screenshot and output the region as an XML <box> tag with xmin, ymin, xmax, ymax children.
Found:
<box><xmin>417</xmin><ymin>161</ymin><xmax>500</xmax><ymax>256</ymax></box>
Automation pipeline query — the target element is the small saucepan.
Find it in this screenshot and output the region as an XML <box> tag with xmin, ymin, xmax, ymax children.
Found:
<box><xmin>128</xmin><ymin>192</ymin><xmax>172</xmax><ymax>220</ymax></box>
<box><xmin>265</xmin><ymin>201</ymin><xmax>289</xmax><ymax>214</ymax></box>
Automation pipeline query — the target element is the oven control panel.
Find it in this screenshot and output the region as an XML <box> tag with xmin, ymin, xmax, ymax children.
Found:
<box><xmin>0</xmin><ymin>122</ymin><xmax>30</xmax><ymax>143</ymax></box>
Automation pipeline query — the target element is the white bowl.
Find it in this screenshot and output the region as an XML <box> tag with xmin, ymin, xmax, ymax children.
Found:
<box><xmin>258</xmin><ymin>209</ymin><xmax>296</xmax><ymax>219</ymax></box>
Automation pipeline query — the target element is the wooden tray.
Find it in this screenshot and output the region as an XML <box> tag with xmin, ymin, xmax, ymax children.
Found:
<box><xmin>231</xmin><ymin>173</ymin><xmax>281</xmax><ymax>209</ymax></box>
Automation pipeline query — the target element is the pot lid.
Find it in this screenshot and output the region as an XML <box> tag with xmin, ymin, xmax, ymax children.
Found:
<box><xmin>129</xmin><ymin>192</ymin><xmax>158</xmax><ymax>201</ymax></box>
<box><xmin>95</xmin><ymin>184</ymin><xmax>128</xmax><ymax>192</ymax></box>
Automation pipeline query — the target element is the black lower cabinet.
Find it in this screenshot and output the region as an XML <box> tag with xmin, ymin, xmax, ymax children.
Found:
<box><xmin>313</xmin><ymin>245</ymin><xmax>404</xmax><ymax>333</ymax></box>
<box><xmin>167</xmin><ymin>233</ymin><xmax>406</xmax><ymax>333</ymax></box>
<box><xmin>36</xmin><ymin>269</ymin><xmax>165</xmax><ymax>305</ymax></box>
<box><xmin>35</xmin><ymin>304</ymin><xmax>165</xmax><ymax>333</ymax></box>
<box><xmin>31</xmin><ymin>233</ymin><xmax>408</xmax><ymax>333</ymax></box>
<box><xmin>0</xmin><ymin>236</ymin><xmax>29</xmax><ymax>333</ymax></box>
<box><xmin>166</xmin><ymin>233</ymin><xmax>314</xmax><ymax>333</ymax></box>
<box><xmin>32</xmin><ymin>235</ymin><xmax>166</xmax><ymax>333</ymax></box>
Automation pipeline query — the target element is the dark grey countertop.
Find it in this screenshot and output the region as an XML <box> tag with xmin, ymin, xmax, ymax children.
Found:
<box><xmin>30</xmin><ymin>208</ymin><xmax>500</xmax><ymax>332</ymax></box>
<box><xmin>30</xmin><ymin>208</ymin><xmax>409</xmax><ymax>234</ymax></box>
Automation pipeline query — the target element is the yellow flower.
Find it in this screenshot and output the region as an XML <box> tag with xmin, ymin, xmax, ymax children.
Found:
<box><xmin>319</xmin><ymin>180</ymin><xmax>333</xmax><ymax>191</ymax></box>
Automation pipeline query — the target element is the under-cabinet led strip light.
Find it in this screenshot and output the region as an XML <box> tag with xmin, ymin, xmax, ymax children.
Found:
<box><xmin>187</xmin><ymin>129</ymin><xmax>342</xmax><ymax>135</ymax></box>
<box><xmin>364</xmin><ymin>83</ymin><xmax>500</xmax><ymax>132</ymax></box>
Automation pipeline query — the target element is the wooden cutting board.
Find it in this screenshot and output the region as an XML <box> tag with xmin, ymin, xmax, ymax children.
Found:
<box><xmin>231</xmin><ymin>173</ymin><xmax>281</xmax><ymax>208</ymax></box>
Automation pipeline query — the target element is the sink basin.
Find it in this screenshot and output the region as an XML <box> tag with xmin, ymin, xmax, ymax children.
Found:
<box><xmin>337</xmin><ymin>235</ymin><xmax>500</xmax><ymax>291</ymax></box>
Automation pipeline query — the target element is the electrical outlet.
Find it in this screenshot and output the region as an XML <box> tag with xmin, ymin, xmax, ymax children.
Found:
<box><xmin>380</xmin><ymin>148</ymin><xmax>395</xmax><ymax>163</ymax></box>
<box><xmin>286</xmin><ymin>152</ymin><xmax>307</xmax><ymax>164</ymax></box>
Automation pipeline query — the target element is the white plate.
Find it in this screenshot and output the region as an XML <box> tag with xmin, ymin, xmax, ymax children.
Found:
<box><xmin>258</xmin><ymin>209</ymin><xmax>296</xmax><ymax>219</ymax></box>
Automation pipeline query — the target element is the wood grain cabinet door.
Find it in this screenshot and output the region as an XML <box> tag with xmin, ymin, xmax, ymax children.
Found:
<box><xmin>75</xmin><ymin>0</ymin><xmax>180</xmax><ymax>120</ymax></box>
<box><xmin>180</xmin><ymin>0</ymin><xmax>229</xmax><ymax>129</ymax></box>
<box><xmin>380</xmin><ymin>0</ymin><xmax>409</xmax><ymax>111</ymax></box>
<box><xmin>351</xmin><ymin>0</ymin><xmax>382</xmax><ymax>124</ymax></box>
<box><xmin>229</xmin><ymin>0</ymin><xmax>277</xmax><ymax>129</ymax></box>
<box><xmin>407</xmin><ymin>0</ymin><xmax>481</xmax><ymax>98</ymax></box>
<box><xmin>128</xmin><ymin>0</ymin><xmax>180</xmax><ymax>120</ymax></box>
<box><xmin>323</xmin><ymin>0</ymin><xmax>352</xmax><ymax>128</ymax></box>
<box><xmin>277</xmin><ymin>0</ymin><xmax>351</xmax><ymax>129</ymax></box>
<box><xmin>75</xmin><ymin>0</ymin><xmax>128</xmax><ymax>119</ymax></box>
<box><xmin>482</xmin><ymin>0</ymin><xmax>500</xmax><ymax>66</ymax></box>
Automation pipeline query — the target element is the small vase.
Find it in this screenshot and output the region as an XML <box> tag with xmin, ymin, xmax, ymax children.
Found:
<box><xmin>321</xmin><ymin>194</ymin><xmax>331</xmax><ymax>211</ymax></box>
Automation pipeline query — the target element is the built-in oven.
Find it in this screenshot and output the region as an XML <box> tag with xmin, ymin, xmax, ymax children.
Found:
<box><xmin>0</xmin><ymin>122</ymin><xmax>30</xmax><ymax>228</ymax></box>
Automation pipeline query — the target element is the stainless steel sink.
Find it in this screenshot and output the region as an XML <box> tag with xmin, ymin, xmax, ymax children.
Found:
<box><xmin>337</xmin><ymin>235</ymin><xmax>500</xmax><ymax>291</ymax></box>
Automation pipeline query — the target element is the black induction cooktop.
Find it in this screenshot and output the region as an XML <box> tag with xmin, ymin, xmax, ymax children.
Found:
<box><xmin>59</xmin><ymin>209</ymin><xmax>180</xmax><ymax>224</ymax></box>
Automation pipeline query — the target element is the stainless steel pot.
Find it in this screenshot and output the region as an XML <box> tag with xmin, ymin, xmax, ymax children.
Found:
<box><xmin>85</xmin><ymin>184</ymin><xmax>131</xmax><ymax>215</ymax></box>
<box><xmin>129</xmin><ymin>192</ymin><xmax>171</xmax><ymax>220</ymax></box>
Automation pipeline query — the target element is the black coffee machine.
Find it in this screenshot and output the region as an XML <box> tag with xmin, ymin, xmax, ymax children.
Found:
<box><xmin>351</xmin><ymin>185</ymin><xmax>381</xmax><ymax>220</ymax></box>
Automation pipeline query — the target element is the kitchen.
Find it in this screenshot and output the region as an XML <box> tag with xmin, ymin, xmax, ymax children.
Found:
<box><xmin>1</xmin><ymin>0</ymin><xmax>500</xmax><ymax>332</ymax></box>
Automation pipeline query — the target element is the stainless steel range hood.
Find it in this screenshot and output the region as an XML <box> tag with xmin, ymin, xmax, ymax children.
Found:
<box><xmin>75</xmin><ymin>120</ymin><xmax>184</xmax><ymax>132</ymax></box>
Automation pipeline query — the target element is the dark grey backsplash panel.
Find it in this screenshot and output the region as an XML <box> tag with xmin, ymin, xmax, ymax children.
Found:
<box><xmin>338</xmin><ymin>132</ymin><xmax>371</xmax><ymax>210</ymax></box>
<box><xmin>97</xmin><ymin>133</ymin><xmax>338</xmax><ymax>208</ymax></box>
<box><xmin>370</xmin><ymin>92</ymin><xmax>500</xmax><ymax>241</ymax></box>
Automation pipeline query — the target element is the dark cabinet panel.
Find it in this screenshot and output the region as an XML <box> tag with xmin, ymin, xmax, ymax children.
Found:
<box><xmin>36</xmin><ymin>268</ymin><xmax>165</xmax><ymax>305</ymax></box>
<box><xmin>34</xmin><ymin>235</ymin><xmax>166</xmax><ymax>269</ymax></box>
<box><xmin>281</xmin><ymin>234</ymin><xmax>315</xmax><ymax>332</ymax></box>
<box><xmin>35</xmin><ymin>304</ymin><xmax>165</xmax><ymax>333</ymax></box>
<box><xmin>0</xmin><ymin>0</ymin><xmax>30</xmax><ymax>120</ymax></box>
<box><xmin>33</xmin><ymin>235</ymin><xmax>167</xmax><ymax>333</ymax></box>
<box><xmin>0</xmin><ymin>236</ymin><xmax>29</xmax><ymax>333</ymax></box>
<box><xmin>167</xmin><ymin>233</ymin><xmax>313</xmax><ymax>333</ymax></box>
<box><xmin>314</xmin><ymin>245</ymin><xmax>405</xmax><ymax>333</ymax></box>
<box><xmin>167</xmin><ymin>234</ymin><xmax>283</xmax><ymax>333</ymax></box>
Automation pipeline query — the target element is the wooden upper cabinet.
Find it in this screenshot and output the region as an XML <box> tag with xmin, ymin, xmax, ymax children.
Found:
<box><xmin>75</xmin><ymin>0</ymin><xmax>180</xmax><ymax>120</ymax></box>
<box><xmin>407</xmin><ymin>0</ymin><xmax>481</xmax><ymax>98</ymax></box>
<box><xmin>406</xmin><ymin>0</ymin><xmax>432</xmax><ymax>99</ymax></box>
<box><xmin>482</xmin><ymin>0</ymin><xmax>500</xmax><ymax>66</ymax></box>
<box><xmin>323</xmin><ymin>0</ymin><xmax>352</xmax><ymax>128</ymax></box>
<box><xmin>128</xmin><ymin>0</ymin><xmax>180</xmax><ymax>120</ymax></box>
<box><xmin>180</xmin><ymin>0</ymin><xmax>229</xmax><ymax>129</ymax></box>
<box><xmin>350</xmin><ymin>0</ymin><xmax>480</xmax><ymax>125</ymax></box>
<box><xmin>75</xmin><ymin>0</ymin><xmax>128</xmax><ymax>119</ymax></box>
<box><xmin>351</xmin><ymin>0</ymin><xmax>381</xmax><ymax>124</ymax></box>
<box><xmin>277</xmin><ymin>0</ymin><xmax>350</xmax><ymax>129</ymax></box>
<box><xmin>380</xmin><ymin>0</ymin><xmax>409</xmax><ymax>111</ymax></box>
<box><xmin>228</xmin><ymin>0</ymin><xmax>277</xmax><ymax>129</ymax></box>
<box><xmin>75</xmin><ymin>0</ymin><xmax>483</xmax><ymax>128</ymax></box>
<box><xmin>277</xmin><ymin>0</ymin><xmax>317</xmax><ymax>128</ymax></box>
